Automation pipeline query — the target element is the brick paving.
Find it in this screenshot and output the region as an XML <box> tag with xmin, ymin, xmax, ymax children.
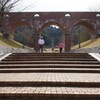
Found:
<box><xmin>0</xmin><ymin>87</ymin><xmax>100</xmax><ymax>94</ymax></box>
<box><xmin>0</xmin><ymin>53</ymin><xmax>100</xmax><ymax>99</ymax></box>
<box><xmin>0</xmin><ymin>73</ymin><xmax>99</xmax><ymax>82</ymax></box>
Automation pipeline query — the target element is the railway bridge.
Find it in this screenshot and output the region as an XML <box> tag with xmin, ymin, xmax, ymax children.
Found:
<box><xmin>4</xmin><ymin>12</ymin><xmax>100</xmax><ymax>51</ymax></box>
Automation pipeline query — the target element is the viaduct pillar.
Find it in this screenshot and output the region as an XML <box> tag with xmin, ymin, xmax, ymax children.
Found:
<box><xmin>65</xmin><ymin>33</ymin><xmax>71</xmax><ymax>52</ymax></box>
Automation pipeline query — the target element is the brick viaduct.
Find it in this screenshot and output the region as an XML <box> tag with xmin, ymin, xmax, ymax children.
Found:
<box><xmin>4</xmin><ymin>12</ymin><xmax>100</xmax><ymax>51</ymax></box>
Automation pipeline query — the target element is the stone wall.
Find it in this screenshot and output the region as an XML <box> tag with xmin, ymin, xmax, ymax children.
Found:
<box><xmin>70</xmin><ymin>46</ymin><xmax>100</xmax><ymax>53</ymax></box>
<box><xmin>0</xmin><ymin>46</ymin><xmax>34</xmax><ymax>53</ymax></box>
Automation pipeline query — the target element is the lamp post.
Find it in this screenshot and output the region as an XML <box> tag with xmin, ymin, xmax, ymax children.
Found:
<box><xmin>64</xmin><ymin>13</ymin><xmax>71</xmax><ymax>52</ymax></box>
<box><xmin>21</xmin><ymin>18</ymin><xmax>28</xmax><ymax>49</ymax></box>
<box><xmin>33</xmin><ymin>14</ymin><xmax>40</xmax><ymax>52</ymax></box>
<box><xmin>78</xmin><ymin>26</ymin><xmax>81</xmax><ymax>48</ymax></box>
<box><xmin>3</xmin><ymin>14</ymin><xmax>9</xmax><ymax>38</ymax></box>
<box><xmin>96</xmin><ymin>14</ymin><xmax>100</xmax><ymax>36</ymax></box>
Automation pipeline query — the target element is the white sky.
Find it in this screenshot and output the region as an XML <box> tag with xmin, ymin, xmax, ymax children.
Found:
<box><xmin>14</xmin><ymin>0</ymin><xmax>100</xmax><ymax>12</ymax></box>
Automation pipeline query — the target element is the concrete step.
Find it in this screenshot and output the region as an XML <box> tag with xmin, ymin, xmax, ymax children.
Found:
<box><xmin>0</xmin><ymin>60</ymin><xmax>100</xmax><ymax>64</ymax></box>
<box><xmin>0</xmin><ymin>53</ymin><xmax>100</xmax><ymax>100</ymax></box>
<box><xmin>0</xmin><ymin>73</ymin><xmax>99</xmax><ymax>87</ymax></box>
<box><xmin>2</xmin><ymin>58</ymin><xmax>97</xmax><ymax>61</ymax></box>
<box><xmin>0</xmin><ymin>87</ymin><xmax>100</xmax><ymax>100</ymax></box>
<box><xmin>7</xmin><ymin>53</ymin><xmax>94</xmax><ymax>60</ymax></box>
<box><xmin>0</xmin><ymin>64</ymin><xmax>100</xmax><ymax>68</ymax></box>
<box><xmin>9</xmin><ymin>52</ymin><xmax>91</xmax><ymax>55</ymax></box>
<box><xmin>0</xmin><ymin>68</ymin><xmax>100</xmax><ymax>73</ymax></box>
<box><xmin>0</xmin><ymin>81</ymin><xmax>100</xmax><ymax>87</ymax></box>
<box><xmin>8</xmin><ymin>54</ymin><xmax>92</xmax><ymax>58</ymax></box>
<box><xmin>2</xmin><ymin>53</ymin><xmax>97</xmax><ymax>62</ymax></box>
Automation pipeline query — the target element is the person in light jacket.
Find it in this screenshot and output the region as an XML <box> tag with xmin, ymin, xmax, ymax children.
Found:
<box><xmin>38</xmin><ymin>36</ymin><xmax>45</xmax><ymax>53</ymax></box>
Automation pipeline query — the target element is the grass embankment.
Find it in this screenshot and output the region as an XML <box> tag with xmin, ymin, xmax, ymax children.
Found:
<box><xmin>71</xmin><ymin>38</ymin><xmax>100</xmax><ymax>50</ymax></box>
<box><xmin>0</xmin><ymin>32</ymin><xmax>100</xmax><ymax>50</ymax></box>
<box><xmin>0</xmin><ymin>33</ymin><xmax>24</xmax><ymax>48</ymax></box>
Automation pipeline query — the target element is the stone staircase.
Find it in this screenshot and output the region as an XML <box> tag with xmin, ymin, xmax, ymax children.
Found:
<box><xmin>0</xmin><ymin>53</ymin><xmax>100</xmax><ymax>100</ymax></box>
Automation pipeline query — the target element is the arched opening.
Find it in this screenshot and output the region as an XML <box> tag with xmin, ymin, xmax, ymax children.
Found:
<box><xmin>71</xmin><ymin>20</ymin><xmax>95</xmax><ymax>49</ymax></box>
<box><xmin>0</xmin><ymin>27</ymin><xmax>9</xmax><ymax>38</ymax></box>
<box><xmin>14</xmin><ymin>25</ymin><xmax>34</xmax><ymax>48</ymax></box>
<box><xmin>38</xmin><ymin>22</ymin><xmax>64</xmax><ymax>52</ymax></box>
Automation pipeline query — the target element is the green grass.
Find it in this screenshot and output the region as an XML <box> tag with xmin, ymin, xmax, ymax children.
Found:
<box><xmin>0</xmin><ymin>36</ymin><xmax>23</xmax><ymax>48</ymax></box>
<box><xmin>0</xmin><ymin>33</ymin><xmax>100</xmax><ymax>50</ymax></box>
<box><xmin>71</xmin><ymin>39</ymin><xmax>92</xmax><ymax>49</ymax></box>
<box><xmin>71</xmin><ymin>38</ymin><xmax>100</xmax><ymax>50</ymax></box>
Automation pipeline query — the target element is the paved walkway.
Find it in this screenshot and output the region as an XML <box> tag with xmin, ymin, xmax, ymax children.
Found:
<box><xmin>0</xmin><ymin>87</ymin><xmax>99</xmax><ymax>94</ymax></box>
<box><xmin>0</xmin><ymin>73</ymin><xmax>99</xmax><ymax>82</ymax></box>
<box><xmin>0</xmin><ymin>53</ymin><xmax>100</xmax><ymax>99</ymax></box>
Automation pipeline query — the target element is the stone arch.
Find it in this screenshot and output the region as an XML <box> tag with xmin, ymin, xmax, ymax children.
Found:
<box><xmin>38</xmin><ymin>21</ymin><xmax>64</xmax><ymax>34</ymax></box>
<box><xmin>10</xmin><ymin>21</ymin><xmax>31</xmax><ymax>39</ymax></box>
<box><xmin>71</xmin><ymin>19</ymin><xmax>95</xmax><ymax>38</ymax></box>
<box><xmin>12</xmin><ymin>21</ymin><xmax>30</xmax><ymax>33</ymax></box>
<box><xmin>70</xmin><ymin>19</ymin><xmax>95</xmax><ymax>48</ymax></box>
<box><xmin>38</xmin><ymin>21</ymin><xmax>65</xmax><ymax>43</ymax></box>
<box><xmin>37</xmin><ymin>21</ymin><xmax>66</xmax><ymax>50</ymax></box>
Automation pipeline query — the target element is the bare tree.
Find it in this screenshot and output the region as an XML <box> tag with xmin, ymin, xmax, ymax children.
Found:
<box><xmin>0</xmin><ymin>0</ymin><xmax>38</xmax><ymax>38</ymax></box>
<box><xmin>0</xmin><ymin>0</ymin><xmax>21</xmax><ymax>26</ymax></box>
<box><xmin>0</xmin><ymin>0</ymin><xmax>21</xmax><ymax>37</ymax></box>
<box><xmin>88</xmin><ymin>3</ymin><xmax>100</xmax><ymax>12</ymax></box>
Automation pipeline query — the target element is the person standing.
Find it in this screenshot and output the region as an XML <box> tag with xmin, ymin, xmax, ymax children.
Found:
<box><xmin>38</xmin><ymin>36</ymin><xmax>45</xmax><ymax>53</ymax></box>
<box><xmin>58</xmin><ymin>41</ymin><xmax>64</xmax><ymax>53</ymax></box>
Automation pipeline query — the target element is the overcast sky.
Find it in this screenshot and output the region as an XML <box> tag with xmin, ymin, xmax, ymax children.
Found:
<box><xmin>14</xmin><ymin>0</ymin><xmax>100</xmax><ymax>12</ymax></box>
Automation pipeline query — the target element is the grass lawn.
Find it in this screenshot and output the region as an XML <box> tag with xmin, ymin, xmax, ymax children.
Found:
<box><xmin>0</xmin><ymin>32</ymin><xmax>100</xmax><ymax>50</ymax></box>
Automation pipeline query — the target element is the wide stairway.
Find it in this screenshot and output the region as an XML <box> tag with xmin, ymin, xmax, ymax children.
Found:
<box><xmin>0</xmin><ymin>53</ymin><xmax>100</xmax><ymax>100</ymax></box>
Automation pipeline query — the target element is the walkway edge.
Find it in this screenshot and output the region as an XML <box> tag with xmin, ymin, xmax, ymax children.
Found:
<box><xmin>89</xmin><ymin>53</ymin><xmax>100</xmax><ymax>61</ymax></box>
<box><xmin>0</xmin><ymin>53</ymin><xmax>12</xmax><ymax>61</ymax></box>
